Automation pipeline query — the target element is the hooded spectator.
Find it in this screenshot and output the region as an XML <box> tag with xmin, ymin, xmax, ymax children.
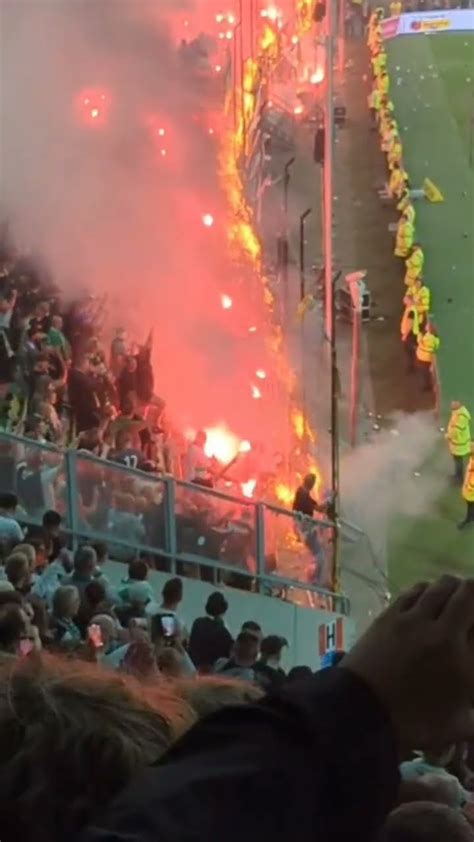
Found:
<box><xmin>188</xmin><ymin>591</ymin><xmax>233</xmax><ymax>672</ymax></box>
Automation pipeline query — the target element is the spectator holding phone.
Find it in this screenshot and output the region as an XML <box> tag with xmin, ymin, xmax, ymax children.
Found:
<box><xmin>151</xmin><ymin>613</ymin><xmax>196</xmax><ymax>678</ymax></box>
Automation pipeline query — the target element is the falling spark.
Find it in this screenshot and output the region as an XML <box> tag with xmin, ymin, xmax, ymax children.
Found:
<box><xmin>225</xmin><ymin>30</ymin><xmax>233</xmax><ymax>40</ymax></box>
<box><xmin>158</xmin><ymin>128</ymin><xmax>165</xmax><ymax>136</ymax></box>
<box><xmin>251</xmin><ymin>384</ymin><xmax>262</xmax><ymax>400</ymax></box>
<box><xmin>84</xmin><ymin>98</ymin><xmax>90</xmax><ymax>105</ymax></box>
<box><xmin>160</xmin><ymin>149</ymin><xmax>167</xmax><ymax>157</ymax></box>
<box><xmin>255</xmin><ymin>369</ymin><xmax>267</xmax><ymax>380</ymax></box>
<box><xmin>291</xmin><ymin>35</ymin><xmax>299</xmax><ymax>44</ymax></box>
<box><xmin>293</xmin><ymin>104</ymin><xmax>304</xmax><ymax>115</ymax></box>
<box><xmin>239</xmin><ymin>440</ymin><xmax>252</xmax><ymax>453</ymax></box>
<box><xmin>241</xmin><ymin>478</ymin><xmax>257</xmax><ymax>498</ymax></box>
<box><xmin>248</xmin><ymin>325</ymin><xmax>257</xmax><ymax>333</ymax></box>
<box><xmin>221</xmin><ymin>293</ymin><xmax>233</xmax><ymax>309</ymax></box>
<box><xmin>202</xmin><ymin>213</ymin><xmax>214</xmax><ymax>227</ymax></box>
<box><xmin>228</xmin><ymin>13</ymin><xmax>236</xmax><ymax>24</ymax></box>
<box><xmin>208</xmin><ymin>128</ymin><xmax>215</xmax><ymax>135</ymax></box>
<box><xmin>91</xmin><ymin>108</ymin><xmax>100</xmax><ymax>119</ymax></box>
<box><xmin>215</xmin><ymin>65</ymin><xmax>222</xmax><ymax>74</ymax></box>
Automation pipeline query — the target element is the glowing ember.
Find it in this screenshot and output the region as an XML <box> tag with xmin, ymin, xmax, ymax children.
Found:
<box><xmin>225</xmin><ymin>30</ymin><xmax>233</xmax><ymax>40</ymax></box>
<box><xmin>248</xmin><ymin>325</ymin><xmax>257</xmax><ymax>333</ymax></box>
<box><xmin>255</xmin><ymin>369</ymin><xmax>267</xmax><ymax>380</ymax></box>
<box><xmin>294</xmin><ymin>104</ymin><xmax>304</xmax><ymax>115</ymax></box>
<box><xmin>291</xmin><ymin>35</ymin><xmax>299</xmax><ymax>44</ymax></box>
<box><xmin>91</xmin><ymin>108</ymin><xmax>100</xmax><ymax>119</ymax></box>
<box><xmin>215</xmin><ymin>13</ymin><xmax>224</xmax><ymax>23</ymax></box>
<box><xmin>239</xmin><ymin>440</ymin><xmax>252</xmax><ymax>453</ymax></box>
<box><xmin>251</xmin><ymin>384</ymin><xmax>262</xmax><ymax>400</ymax></box>
<box><xmin>310</xmin><ymin>67</ymin><xmax>325</xmax><ymax>84</ymax></box>
<box><xmin>227</xmin><ymin>13</ymin><xmax>236</xmax><ymax>24</ymax></box>
<box><xmin>158</xmin><ymin>128</ymin><xmax>165</xmax><ymax>136</ymax></box>
<box><xmin>202</xmin><ymin>213</ymin><xmax>214</xmax><ymax>227</ymax></box>
<box><xmin>221</xmin><ymin>294</ymin><xmax>233</xmax><ymax>310</ymax></box>
<box><xmin>214</xmin><ymin>65</ymin><xmax>222</xmax><ymax>74</ymax></box>
<box><xmin>204</xmin><ymin>425</ymin><xmax>240</xmax><ymax>464</ymax></box>
<box><xmin>160</xmin><ymin>149</ymin><xmax>167</xmax><ymax>157</ymax></box>
<box><xmin>208</xmin><ymin>128</ymin><xmax>215</xmax><ymax>135</ymax></box>
<box><xmin>241</xmin><ymin>478</ymin><xmax>257</xmax><ymax>498</ymax></box>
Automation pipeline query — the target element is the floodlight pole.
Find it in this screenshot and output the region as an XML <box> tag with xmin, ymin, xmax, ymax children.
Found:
<box><xmin>323</xmin><ymin>0</ymin><xmax>335</xmax><ymax>343</ymax></box>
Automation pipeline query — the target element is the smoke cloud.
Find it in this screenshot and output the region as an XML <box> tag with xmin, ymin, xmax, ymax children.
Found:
<box><xmin>340</xmin><ymin>411</ymin><xmax>444</xmax><ymax>566</ymax></box>
<box><xmin>0</xmin><ymin>0</ymin><xmax>287</xmax><ymax>450</ymax></box>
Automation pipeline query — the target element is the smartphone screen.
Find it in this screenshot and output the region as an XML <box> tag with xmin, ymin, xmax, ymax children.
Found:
<box><xmin>88</xmin><ymin>623</ymin><xmax>104</xmax><ymax>649</ymax></box>
<box><xmin>161</xmin><ymin>615</ymin><xmax>176</xmax><ymax>638</ymax></box>
<box><xmin>19</xmin><ymin>638</ymin><xmax>34</xmax><ymax>657</ymax></box>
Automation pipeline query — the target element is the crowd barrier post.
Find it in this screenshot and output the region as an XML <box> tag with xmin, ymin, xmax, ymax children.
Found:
<box><xmin>64</xmin><ymin>448</ymin><xmax>79</xmax><ymax>550</ymax></box>
<box><xmin>255</xmin><ymin>502</ymin><xmax>266</xmax><ymax>593</ymax></box>
<box><xmin>163</xmin><ymin>475</ymin><xmax>177</xmax><ymax>574</ymax></box>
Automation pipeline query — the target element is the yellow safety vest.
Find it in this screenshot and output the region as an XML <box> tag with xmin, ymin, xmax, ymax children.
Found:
<box><xmin>411</xmin><ymin>285</ymin><xmax>430</xmax><ymax>316</ymax></box>
<box><xmin>400</xmin><ymin>306</ymin><xmax>418</xmax><ymax>340</ymax></box>
<box><xmin>405</xmin><ymin>247</ymin><xmax>424</xmax><ymax>280</ymax></box>
<box><xmin>378</xmin><ymin>75</ymin><xmax>389</xmax><ymax>95</ymax></box>
<box><xmin>396</xmin><ymin>220</ymin><xmax>414</xmax><ymax>252</ymax></box>
<box><xmin>463</xmin><ymin>456</ymin><xmax>474</xmax><ymax>502</ymax></box>
<box><xmin>447</xmin><ymin>407</ymin><xmax>472</xmax><ymax>457</ymax></box>
<box><xmin>400</xmin><ymin>202</ymin><xmax>415</xmax><ymax>225</ymax></box>
<box><xmin>416</xmin><ymin>332</ymin><xmax>440</xmax><ymax>363</ymax></box>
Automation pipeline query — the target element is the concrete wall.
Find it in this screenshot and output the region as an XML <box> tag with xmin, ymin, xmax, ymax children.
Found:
<box><xmin>103</xmin><ymin>561</ymin><xmax>356</xmax><ymax>671</ymax></box>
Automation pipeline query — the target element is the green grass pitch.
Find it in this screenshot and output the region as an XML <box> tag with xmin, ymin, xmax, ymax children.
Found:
<box><xmin>384</xmin><ymin>33</ymin><xmax>474</xmax><ymax>591</ymax></box>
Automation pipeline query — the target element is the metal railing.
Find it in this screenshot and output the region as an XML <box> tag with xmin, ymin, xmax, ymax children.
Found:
<box><xmin>0</xmin><ymin>431</ymin><xmax>349</xmax><ymax>615</ymax></box>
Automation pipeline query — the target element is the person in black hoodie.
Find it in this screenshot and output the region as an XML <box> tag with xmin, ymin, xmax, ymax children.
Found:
<box><xmin>78</xmin><ymin>575</ymin><xmax>474</xmax><ymax>842</ymax></box>
<box><xmin>188</xmin><ymin>591</ymin><xmax>233</xmax><ymax>672</ymax></box>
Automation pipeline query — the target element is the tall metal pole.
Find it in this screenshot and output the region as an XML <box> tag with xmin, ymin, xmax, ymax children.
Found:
<box><xmin>324</xmin><ymin>0</ymin><xmax>334</xmax><ymax>342</ymax></box>
<box><xmin>338</xmin><ymin>0</ymin><xmax>346</xmax><ymax>75</ymax></box>
<box><xmin>300</xmin><ymin>209</ymin><xmax>312</xmax><ymax>443</ymax></box>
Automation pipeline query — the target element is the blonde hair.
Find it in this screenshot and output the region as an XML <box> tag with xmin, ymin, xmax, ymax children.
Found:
<box><xmin>5</xmin><ymin>553</ymin><xmax>30</xmax><ymax>589</ymax></box>
<box><xmin>12</xmin><ymin>544</ymin><xmax>36</xmax><ymax>571</ymax></box>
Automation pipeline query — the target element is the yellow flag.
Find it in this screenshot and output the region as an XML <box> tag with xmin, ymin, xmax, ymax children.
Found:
<box><xmin>423</xmin><ymin>177</ymin><xmax>444</xmax><ymax>203</ymax></box>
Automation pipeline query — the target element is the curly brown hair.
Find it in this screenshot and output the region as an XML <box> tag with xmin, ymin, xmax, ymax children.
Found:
<box><xmin>0</xmin><ymin>654</ymin><xmax>193</xmax><ymax>842</ymax></box>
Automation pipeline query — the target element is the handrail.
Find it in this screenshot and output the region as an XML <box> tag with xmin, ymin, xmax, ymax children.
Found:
<box><xmin>0</xmin><ymin>431</ymin><xmax>348</xmax><ymax>614</ymax></box>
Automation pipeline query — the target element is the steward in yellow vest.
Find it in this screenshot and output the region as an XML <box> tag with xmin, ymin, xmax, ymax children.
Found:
<box><xmin>389</xmin><ymin>163</ymin><xmax>407</xmax><ymax>200</ymax></box>
<box><xmin>416</xmin><ymin>325</ymin><xmax>440</xmax><ymax>392</ymax></box>
<box><xmin>446</xmin><ymin>402</ymin><xmax>472</xmax><ymax>484</ymax></box>
<box><xmin>395</xmin><ymin>213</ymin><xmax>414</xmax><ymax>258</ymax></box>
<box><xmin>459</xmin><ymin>444</ymin><xmax>474</xmax><ymax>529</ymax></box>
<box><xmin>404</xmin><ymin>244</ymin><xmax>424</xmax><ymax>286</ymax></box>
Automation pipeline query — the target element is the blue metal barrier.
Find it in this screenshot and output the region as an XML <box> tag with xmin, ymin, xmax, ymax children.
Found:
<box><xmin>0</xmin><ymin>431</ymin><xmax>348</xmax><ymax>614</ymax></box>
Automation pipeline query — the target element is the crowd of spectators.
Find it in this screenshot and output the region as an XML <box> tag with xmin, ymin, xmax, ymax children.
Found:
<box><xmin>0</xmin><ymin>571</ymin><xmax>472</xmax><ymax>841</ymax></box>
<box><xmin>0</xmin><ymin>238</ymin><xmax>333</xmax><ymax>594</ymax></box>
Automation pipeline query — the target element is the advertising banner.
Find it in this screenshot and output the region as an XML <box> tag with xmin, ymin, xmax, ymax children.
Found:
<box><xmin>382</xmin><ymin>8</ymin><xmax>474</xmax><ymax>39</ymax></box>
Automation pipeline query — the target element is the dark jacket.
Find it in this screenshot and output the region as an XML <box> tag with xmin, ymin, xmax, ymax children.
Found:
<box><xmin>78</xmin><ymin>668</ymin><xmax>399</xmax><ymax>842</ymax></box>
<box><xmin>188</xmin><ymin>615</ymin><xmax>233</xmax><ymax>672</ymax></box>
